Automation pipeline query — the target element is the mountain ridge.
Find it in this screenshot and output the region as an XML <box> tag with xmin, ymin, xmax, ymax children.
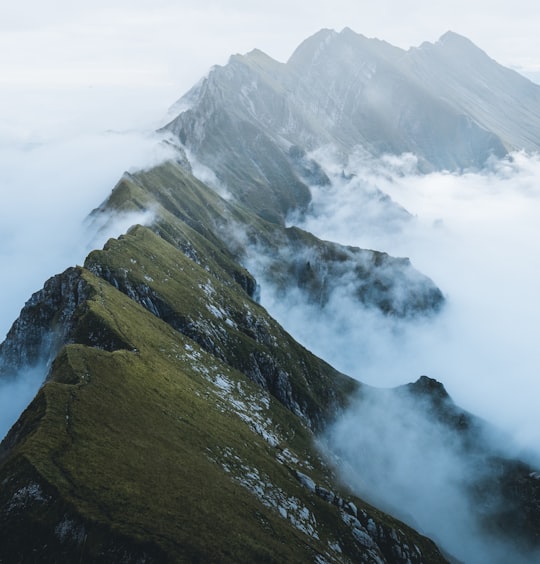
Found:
<box><xmin>0</xmin><ymin>200</ymin><xmax>447</xmax><ymax>562</ymax></box>
<box><xmin>404</xmin><ymin>30</ymin><xmax>540</xmax><ymax>151</ymax></box>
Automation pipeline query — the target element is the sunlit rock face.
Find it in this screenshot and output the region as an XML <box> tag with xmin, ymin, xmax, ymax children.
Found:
<box><xmin>403</xmin><ymin>31</ymin><xmax>540</xmax><ymax>153</ymax></box>
<box><xmin>162</xmin><ymin>28</ymin><xmax>540</xmax><ymax>219</ymax></box>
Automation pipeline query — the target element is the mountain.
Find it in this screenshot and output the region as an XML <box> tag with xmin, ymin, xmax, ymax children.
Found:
<box><xmin>404</xmin><ymin>31</ymin><xmax>540</xmax><ymax>152</ymax></box>
<box><xmin>1</xmin><ymin>28</ymin><xmax>540</xmax><ymax>562</ymax></box>
<box><xmin>163</xmin><ymin>27</ymin><xmax>540</xmax><ymax>219</ymax></box>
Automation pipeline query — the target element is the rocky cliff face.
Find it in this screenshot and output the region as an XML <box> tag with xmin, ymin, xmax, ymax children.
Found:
<box><xmin>163</xmin><ymin>28</ymin><xmax>534</xmax><ymax>218</ymax></box>
<box><xmin>404</xmin><ymin>31</ymin><xmax>540</xmax><ymax>152</ymax></box>
<box><xmin>0</xmin><ymin>268</ymin><xmax>119</xmax><ymax>379</ymax></box>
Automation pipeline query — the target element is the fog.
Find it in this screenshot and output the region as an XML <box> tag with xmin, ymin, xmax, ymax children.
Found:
<box><xmin>0</xmin><ymin>130</ymin><xmax>174</xmax><ymax>341</ymax></box>
<box><xmin>0</xmin><ymin>84</ymin><xmax>172</xmax><ymax>442</ymax></box>
<box><xmin>0</xmin><ymin>366</ymin><xmax>45</xmax><ymax>442</ymax></box>
<box><xmin>239</xmin><ymin>148</ymin><xmax>540</xmax><ymax>562</ymax></box>
<box><xmin>320</xmin><ymin>386</ymin><xmax>539</xmax><ymax>564</ymax></box>
<box><xmin>0</xmin><ymin>128</ymin><xmax>165</xmax><ymax>440</ymax></box>
<box><xmin>261</xmin><ymin>148</ymin><xmax>540</xmax><ymax>455</ymax></box>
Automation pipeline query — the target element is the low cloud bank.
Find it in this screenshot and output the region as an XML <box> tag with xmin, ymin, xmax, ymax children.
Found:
<box><xmin>0</xmin><ymin>101</ymin><xmax>173</xmax><ymax>441</ymax></box>
<box><xmin>0</xmin><ymin>142</ymin><xmax>161</xmax><ymax>439</ymax></box>
<box><xmin>248</xmin><ymin>148</ymin><xmax>540</xmax><ymax>561</ymax></box>
<box><xmin>0</xmin><ymin>366</ymin><xmax>45</xmax><ymax>441</ymax></box>
<box><xmin>281</xmin><ymin>148</ymin><xmax>540</xmax><ymax>456</ymax></box>
<box><xmin>0</xmin><ymin>131</ymin><xmax>173</xmax><ymax>341</ymax></box>
<box><xmin>320</xmin><ymin>386</ymin><xmax>540</xmax><ymax>564</ymax></box>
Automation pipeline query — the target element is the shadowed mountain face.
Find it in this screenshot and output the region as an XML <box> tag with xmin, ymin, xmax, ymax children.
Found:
<box><xmin>162</xmin><ymin>27</ymin><xmax>540</xmax><ymax>217</ymax></box>
<box><xmin>1</xmin><ymin>28</ymin><xmax>540</xmax><ymax>563</ymax></box>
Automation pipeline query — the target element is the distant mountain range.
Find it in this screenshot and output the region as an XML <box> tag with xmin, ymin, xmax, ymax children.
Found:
<box><xmin>165</xmin><ymin>28</ymin><xmax>540</xmax><ymax>218</ymax></box>
<box><xmin>1</xmin><ymin>29</ymin><xmax>540</xmax><ymax>563</ymax></box>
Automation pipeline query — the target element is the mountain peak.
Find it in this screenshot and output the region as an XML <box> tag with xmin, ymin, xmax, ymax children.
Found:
<box><xmin>286</xmin><ymin>28</ymin><xmax>338</xmax><ymax>65</ymax></box>
<box><xmin>413</xmin><ymin>31</ymin><xmax>483</xmax><ymax>56</ymax></box>
<box><xmin>244</xmin><ymin>47</ymin><xmax>272</xmax><ymax>60</ymax></box>
<box><xmin>408</xmin><ymin>375</ymin><xmax>450</xmax><ymax>400</ymax></box>
<box><xmin>434</xmin><ymin>30</ymin><xmax>489</xmax><ymax>57</ymax></box>
<box><xmin>228</xmin><ymin>47</ymin><xmax>285</xmax><ymax>77</ymax></box>
<box><xmin>230</xmin><ymin>47</ymin><xmax>274</xmax><ymax>65</ymax></box>
<box><xmin>439</xmin><ymin>30</ymin><xmax>469</xmax><ymax>43</ymax></box>
<box><xmin>339</xmin><ymin>26</ymin><xmax>363</xmax><ymax>39</ymax></box>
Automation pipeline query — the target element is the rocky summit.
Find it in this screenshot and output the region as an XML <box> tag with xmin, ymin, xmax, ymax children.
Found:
<box><xmin>1</xmin><ymin>28</ymin><xmax>540</xmax><ymax>563</ymax></box>
<box><xmin>164</xmin><ymin>28</ymin><xmax>540</xmax><ymax>220</ymax></box>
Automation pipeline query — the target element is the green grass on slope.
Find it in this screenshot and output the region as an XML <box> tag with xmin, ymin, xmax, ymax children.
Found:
<box><xmin>0</xmin><ymin>268</ymin><xmax>443</xmax><ymax>562</ymax></box>
<box><xmin>93</xmin><ymin>160</ymin><xmax>443</xmax><ymax>319</ymax></box>
<box><xmin>0</xmin><ymin>266</ymin><xmax>446</xmax><ymax>562</ymax></box>
<box><xmin>0</xmin><ymin>156</ymin><xmax>448</xmax><ymax>562</ymax></box>
<box><xmin>1</xmin><ymin>271</ymin><xmax>331</xmax><ymax>561</ymax></box>
<box><xmin>85</xmin><ymin>225</ymin><xmax>358</xmax><ymax>428</ymax></box>
<box><xmin>92</xmin><ymin>162</ymin><xmax>268</xmax><ymax>294</ymax></box>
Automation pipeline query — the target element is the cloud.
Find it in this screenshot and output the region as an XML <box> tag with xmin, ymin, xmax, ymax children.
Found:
<box><xmin>0</xmin><ymin>103</ymin><xmax>171</xmax><ymax>442</ymax></box>
<box><xmin>320</xmin><ymin>386</ymin><xmax>540</xmax><ymax>563</ymax></box>
<box><xmin>268</xmin><ymin>149</ymin><xmax>540</xmax><ymax>454</ymax></box>
<box><xmin>0</xmin><ymin>129</ymin><xmax>173</xmax><ymax>341</ymax></box>
<box><xmin>0</xmin><ymin>365</ymin><xmax>45</xmax><ymax>441</ymax></box>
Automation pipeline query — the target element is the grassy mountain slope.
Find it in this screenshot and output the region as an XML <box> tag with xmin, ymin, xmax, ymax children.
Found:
<box><xmin>89</xmin><ymin>159</ymin><xmax>444</xmax><ymax>320</ymax></box>
<box><xmin>0</xmin><ymin>258</ymin><xmax>446</xmax><ymax>562</ymax></box>
<box><xmin>5</xmin><ymin>150</ymin><xmax>540</xmax><ymax>561</ymax></box>
<box><xmin>0</xmin><ymin>151</ymin><xmax>450</xmax><ymax>562</ymax></box>
<box><xmin>84</xmin><ymin>225</ymin><xmax>356</xmax><ymax>429</ymax></box>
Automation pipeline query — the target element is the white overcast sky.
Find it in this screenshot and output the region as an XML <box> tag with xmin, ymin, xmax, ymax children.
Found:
<box><xmin>2</xmin><ymin>0</ymin><xmax>540</xmax><ymax>137</ymax></box>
